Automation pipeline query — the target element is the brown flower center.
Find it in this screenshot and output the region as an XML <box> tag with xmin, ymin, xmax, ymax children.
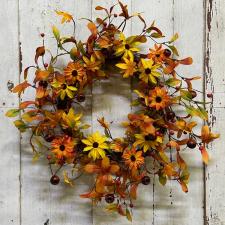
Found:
<box><xmin>61</xmin><ymin>84</ymin><xmax>67</xmax><ymax>90</ymax></box>
<box><xmin>145</xmin><ymin>68</ymin><xmax>151</xmax><ymax>74</ymax></box>
<box><xmin>130</xmin><ymin>155</ymin><xmax>136</xmax><ymax>162</ymax></box>
<box><xmin>59</xmin><ymin>145</ymin><xmax>65</xmax><ymax>151</ymax></box>
<box><xmin>145</xmin><ymin>134</ymin><xmax>156</xmax><ymax>141</ymax></box>
<box><xmin>156</xmin><ymin>54</ymin><xmax>160</xmax><ymax>57</ymax></box>
<box><xmin>125</xmin><ymin>44</ymin><xmax>130</xmax><ymax>50</ymax></box>
<box><xmin>72</xmin><ymin>70</ymin><xmax>78</xmax><ymax>77</ymax></box>
<box><xmin>155</xmin><ymin>96</ymin><xmax>162</xmax><ymax>103</ymax></box>
<box><xmin>93</xmin><ymin>142</ymin><xmax>99</xmax><ymax>148</ymax></box>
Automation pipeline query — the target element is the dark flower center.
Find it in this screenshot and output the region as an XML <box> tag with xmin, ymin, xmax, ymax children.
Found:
<box><xmin>155</xmin><ymin>96</ymin><xmax>162</xmax><ymax>103</ymax></box>
<box><xmin>130</xmin><ymin>155</ymin><xmax>136</xmax><ymax>162</ymax></box>
<box><xmin>93</xmin><ymin>142</ymin><xmax>99</xmax><ymax>148</ymax></box>
<box><xmin>59</xmin><ymin>145</ymin><xmax>65</xmax><ymax>151</ymax></box>
<box><xmin>156</xmin><ymin>54</ymin><xmax>160</xmax><ymax>57</ymax></box>
<box><xmin>61</xmin><ymin>84</ymin><xmax>67</xmax><ymax>90</ymax></box>
<box><xmin>145</xmin><ymin>68</ymin><xmax>151</xmax><ymax>74</ymax></box>
<box><xmin>145</xmin><ymin>134</ymin><xmax>156</xmax><ymax>141</ymax></box>
<box><xmin>125</xmin><ymin>44</ymin><xmax>130</xmax><ymax>50</ymax></box>
<box><xmin>72</xmin><ymin>70</ymin><xmax>78</xmax><ymax>77</ymax></box>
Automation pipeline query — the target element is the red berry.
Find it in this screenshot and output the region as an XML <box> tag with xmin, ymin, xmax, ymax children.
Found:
<box><xmin>187</xmin><ymin>139</ymin><xmax>197</xmax><ymax>149</ymax></box>
<box><xmin>130</xmin><ymin>203</ymin><xmax>134</xmax><ymax>208</ymax></box>
<box><xmin>166</xmin><ymin>111</ymin><xmax>175</xmax><ymax>120</ymax></box>
<box><xmin>141</xmin><ymin>176</ymin><xmax>150</xmax><ymax>185</ymax></box>
<box><xmin>44</xmin><ymin>63</ymin><xmax>48</xmax><ymax>68</ymax></box>
<box><xmin>164</xmin><ymin>49</ymin><xmax>171</xmax><ymax>57</ymax></box>
<box><xmin>207</xmin><ymin>93</ymin><xmax>213</xmax><ymax>98</ymax></box>
<box><xmin>105</xmin><ymin>194</ymin><xmax>115</xmax><ymax>203</ymax></box>
<box><xmin>44</xmin><ymin>134</ymin><xmax>54</xmax><ymax>142</ymax></box>
<box><xmin>50</xmin><ymin>175</ymin><xmax>60</xmax><ymax>185</ymax></box>
<box><xmin>47</xmin><ymin>155</ymin><xmax>51</xmax><ymax>160</ymax></box>
<box><xmin>76</xmin><ymin>94</ymin><xmax>85</xmax><ymax>102</ymax></box>
<box><xmin>199</xmin><ymin>146</ymin><xmax>204</xmax><ymax>151</ymax></box>
<box><xmin>190</xmin><ymin>90</ymin><xmax>197</xmax><ymax>99</ymax></box>
<box><xmin>169</xmin><ymin>130</ymin><xmax>174</xmax><ymax>135</ymax></box>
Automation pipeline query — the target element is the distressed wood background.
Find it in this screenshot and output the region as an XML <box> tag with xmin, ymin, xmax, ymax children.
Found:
<box><xmin>0</xmin><ymin>0</ymin><xmax>223</xmax><ymax>224</ymax></box>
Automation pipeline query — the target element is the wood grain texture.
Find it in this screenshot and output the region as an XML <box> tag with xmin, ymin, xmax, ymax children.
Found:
<box><xmin>0</xmin><ymin>1</ymin><xmax>20</xmax><ymax>225</ymax></box>
<box><xmin>205</xmin><ymin>0</ymin><xmax>225</xmax><ymax>224</ymax></box>
<box><xmin>19</xmin><ymin>1</ymin><xmax>92</xmax><ymax>225</ymax></box>
<box><xmin>1</xmin><ymin>0</ymin><xmax>224</xmax><ymax>224</ymax></box>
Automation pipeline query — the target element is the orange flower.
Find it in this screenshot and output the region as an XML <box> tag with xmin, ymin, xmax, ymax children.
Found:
<box><xmin>201</xmin><ymin>125</ymin><xmax>219</xmax><ymax>144</ymax></box>
<box><xmin>123</xmin><ymin>148</ymin><xmax>144</xmax><ymax>170</ymax></box>
<box><xmin>64</xmin><ymin>61</ymin><xmax>87</xmax><ymax>84</ymax></box>
<box><xmin>51</xmin><ymin>136</ymin><xmax>75</xmax><ymax>162</ymax></box>
<box><xmin>148</xmin><ymin>87</ymin><xmax>170</xmax><ymax>110</ymax></box>
<box><xmin>147</xmin><ymin>44</ymin><xmax>165</xmax><ymax>63</ymax></box>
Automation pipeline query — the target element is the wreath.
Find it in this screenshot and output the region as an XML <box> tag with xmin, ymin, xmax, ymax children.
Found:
<box><xmin>6</xmin><ymin>1</ymin><xmax>219</xmax><ymax>221</ymax></box>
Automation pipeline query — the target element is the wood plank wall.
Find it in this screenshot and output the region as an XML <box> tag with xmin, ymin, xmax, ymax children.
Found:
<box><xmin>0</xmin><ymin>0</ymin><xmax>222</xmax><ymax>224</ymax></box>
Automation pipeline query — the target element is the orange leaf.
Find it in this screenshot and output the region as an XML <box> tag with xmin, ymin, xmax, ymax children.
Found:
<box><xmin>179</xmin><ymin>57</ymin><xmax>193</xmax><ymax>65</ymax></box>
<box><xmin>19</xmin><ymin>101</ymin><xmax>36</xmax><ymax>109</ymax></box>
<box><xmin>130</xmin><ymin>184</ymin><xmax>138</xmax><ymax>200</ymax></box>
<box><xmin>35</xmin><ymin>46</ymin><xmax>45</xmax><ymax>64</ymax></box>
<box><xmin>12</xmin><ymin>81</ymin><xmax>31</xmax><ymax>95</ymax></box>
<box><xmin>180</xmin><ymin>180</ymin><xmax>188</xmax><ymax>193</ymax></box>
<box><xmin>35</xmin><ymin>70</ymin><xmax>50</xmax><ymax>81</ymax></box>
<box><xmin>177</xmin><ymin>152</ymin><xmax>187</xmax><ymax>169</ymax></box>
<box><xmin>87</xmin><ymin>22</ymin><xmax>97</xmax><ymax>36</ymax></box>
<box><xmin>200</xmin><ymin>147</ymin><xmax>209</xmax><ymax>164</ymax></box>
<box><xmin>84</xmin><ymin>164</ymin><xmax>101</xmax><ymax>173</ymax></box>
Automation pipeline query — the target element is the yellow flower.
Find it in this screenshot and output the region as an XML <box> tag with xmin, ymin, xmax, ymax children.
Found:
<box><xmin>114</xmin><ymin>33</ymin><xmax>140</xmax><ymax>58</ymax></box>
<box><xmin>83</xmin><ymin>55</ymin><xmax>101</xmax><ymax>72</ymax></box>
<box><xmin>51</xmin><ymin>79</ymin><xmax>77</xmax><ymax>100</ymax></box>
<box><xmin>133</xmin><ymin>133</ymin><xmax>163</xmax><ymax>152</ymax></box>
<box><xmin>61</xmin><ymin>108</ymin><xmax>83</xmax><ymax>130</ymax></box>
<box><xmin>82</xmin><ymin>131</ymin><xmax>108</xmax><ymax>160</ymax></box>
<box><xmin>55</xmin><ymin>10</ymin><xmax>73</xmax><ymax>23</ymax></box>
<box><xmin>201</xmin><ymin>125</ymin><xmax>219</xmax><ymax>144</ymax></box>
<box><xmin>139</xmin><ymin>58</ymin><xmax>161</xmax><ymax>84</ymax></box>
<box><xmin>116</xmin><ymin>55</ymin><xmax>136</xmax><ymax>78</ymax></box>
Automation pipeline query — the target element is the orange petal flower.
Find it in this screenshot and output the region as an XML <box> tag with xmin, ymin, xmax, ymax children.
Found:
<box><xmin>201</xmin><ymin>125</ymin><xmax>219</xmax><ymax>144</ymax></box>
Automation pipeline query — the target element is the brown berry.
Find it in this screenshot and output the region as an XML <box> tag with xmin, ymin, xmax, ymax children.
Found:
<box><xmin>207</xmin><ymin>93</ymin><xmax>213</xmax><ymax>98</ymax></box>
<box><xmin>190</xmin><ymin>90</ymin><xmax>197</xmax><ymax>99</ymax></box>
<box><xmin>166</xmin><ymin>111</ymin><xmax>175</xmax><ymax>120</ymax></box>
<box><xmin>40</xmin><ymin>33</ymin><xmax>45</xmax><ymax>37</ymax></box>
<box><xmin>50</xmin><ymin>175</ymin><xmax>60</xmax><ymax>185</ymax></box>
<box><xmin>187</xmin><ymin>139</ymin><xmax>197</xmax><ymax>149</ymax></box>
<box><xmin>164</xmin><ymin>49</ymin><xmax>171</xmax><ymax>57</ymax></box>
<box><xmin>141</xmin><ymin>176</ymin><xmax>150</xmax><ymax>185</ymax></box>
<box><xmin>130</xmin><ymin>203</ymin><xmax>134</xmax><ymax>208</ymax></box>
<box><xmin>76</xmin><ymin>94</ymin><xmax>85</xmax><ymax>102</ymax></box>
<box><xmin>44</xmin><ymin>63</ymin><xmax>48</xmax><ymax>68</ymax></box>
<box><xmin>105</xmin><ymin>194</ymin><xmax>115</xmax><ymax>203</ymax></box>
<box><xmin>169</xmin><ymin>130</ymin><xmax>175</xmax><ymax>135</ymax></box>
<box><xmin>39</xmin><ymin>80</ymin><xmax>48</xmax><ymax>88</ymax></box>
<box><xmin>44</xmin><ymin>134</ymin><xmax>55</xmax><ymax>142</ymax></box>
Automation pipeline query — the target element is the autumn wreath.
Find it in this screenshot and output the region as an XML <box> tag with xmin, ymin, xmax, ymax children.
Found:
<box><xmin>6</xmin><ymin>1</ymin><xmax>219</xmax><ymax>221</ymax></box>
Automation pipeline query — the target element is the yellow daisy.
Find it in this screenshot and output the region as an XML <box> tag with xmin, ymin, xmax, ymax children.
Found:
<box><xmin>139</xmin><ymin>58</ymin><xmax>161</xmax><ymax>84</ymax></box>
<box><xmin>133</xmin><ymin>133</ymin><xmax>163</xmax><ymax>152</ymax></box>
<box><xmin>82</xmin><ymin>131</ymin><xmax>108</xmax><ymax>160</ymax></box>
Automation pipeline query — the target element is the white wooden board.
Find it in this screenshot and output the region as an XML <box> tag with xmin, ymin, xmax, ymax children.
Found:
<box><xmin>0</xmin><ymin>0</ymin><xmax>224</xmax><ymax>224</ymax></box>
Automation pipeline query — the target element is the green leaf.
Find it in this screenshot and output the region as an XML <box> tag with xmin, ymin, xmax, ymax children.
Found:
<box><xmin>52</xmin><ymin>25</ymin><xmax>60</xmax><ymax>40</ymax></box>
<box><xmin>166</xmin><ymin>77</ymin><xmax>181</xmax><ymax>87</ymax></box>
<box><xmin>126</xmin><ymin>208</ymin><xmax>132</xmax><ymax>222</ymax></box>
<box><xmin>159</xmin><ymin>173</ymin><xmax>167</xmax><ymax>186</ymax></box>
<box><xmin>180</xmin><ymin>90</ymin><xmax>193</xmax><ymax>101</ymax></box>
<box><xmin>13</xmin><ymin>120</ymin><xmax>27</xmax><ymax>132</ymax></box>
<box><xmin>5</xmin><ymin>109</ymin><xmax>20</xmax><ymax>117</ymax></box>
<box><xmin>169</xmin><ymin>33</ymin><xmax>179</xmax><ymax>43</ymax></box>
<box><xmin>186</xmin><ymin>105</ymin><xmax>208</xmax><ymax>120</ymax></box>
<box><xmin>168</xmin><ymin>45</ymin><xmax>179</xmax><ymax>56</ymax></box>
